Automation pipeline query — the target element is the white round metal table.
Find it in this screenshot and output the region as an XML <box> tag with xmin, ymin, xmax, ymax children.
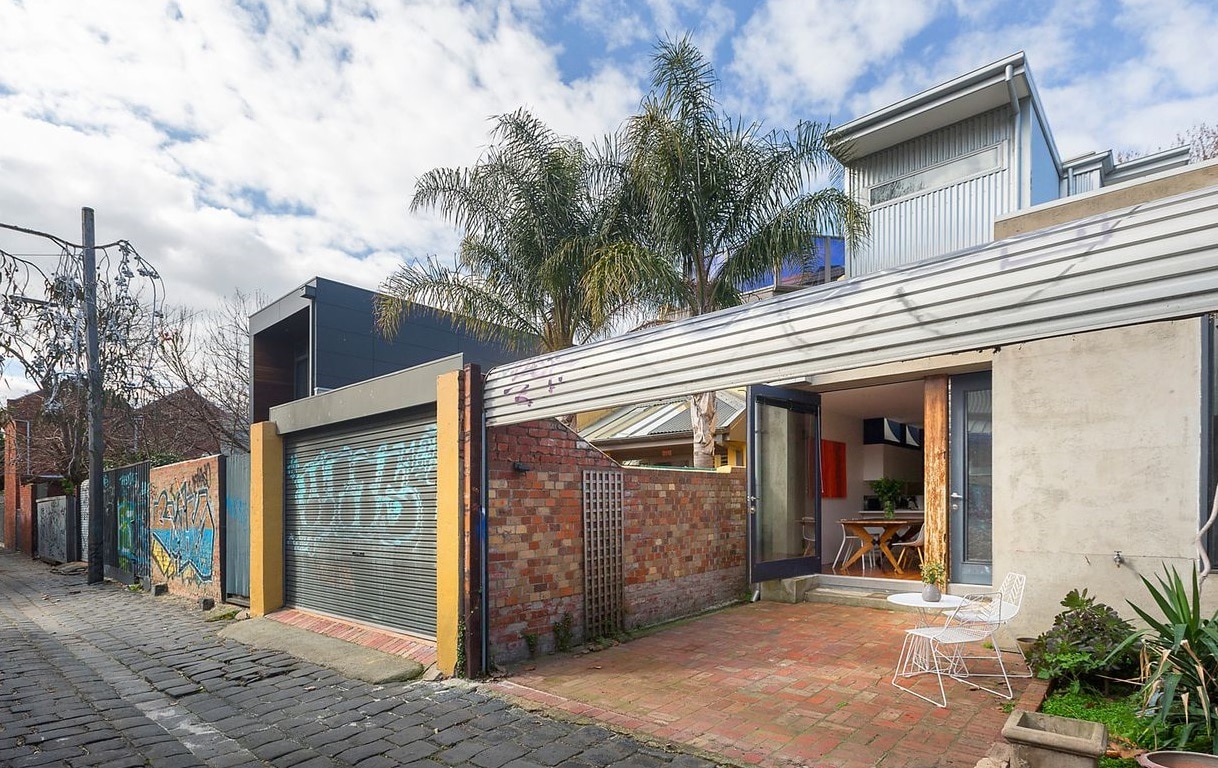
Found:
<box><xmin>887</xmin><ymin>592</ymin><xmax>965</xmax><ymax>626</ymax></box>
<box><xmin>888</xmin><ymin>592</ymin><xmax>967</xmax><ymax>680</ymax></box>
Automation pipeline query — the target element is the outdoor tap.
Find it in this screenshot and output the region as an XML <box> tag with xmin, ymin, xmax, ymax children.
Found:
<box><xmin>1113</xmin><ymin>551</ymin><xmax>1124</xmax><ymax>567</ymax></box>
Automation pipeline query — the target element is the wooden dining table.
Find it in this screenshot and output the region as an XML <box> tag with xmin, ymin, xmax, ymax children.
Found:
<box><xmin>839</xmin><ymin>517</ymin><xmax>924</xmax><ymax>574</ymax></box>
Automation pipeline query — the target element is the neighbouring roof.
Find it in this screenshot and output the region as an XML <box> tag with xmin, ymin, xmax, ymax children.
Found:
<box><xmin>580</xmin><ymin>390</ymin><xmax>746</xmax><ymax>444</ymax></box>
<box><xmin>1061</xmin><ymin>146</ymin><xmax>1192</xmax><ymax>187</ymax></box>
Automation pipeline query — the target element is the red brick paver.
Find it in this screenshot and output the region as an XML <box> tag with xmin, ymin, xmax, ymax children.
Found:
<box><xmin>268</xmin><ymin>608</ymin><xmax>439</xmax><ymax>668</ymax></box>
<box><xmin>490</xmin><ymin>601</ymin><xmax>1047</xmax><ymax>768</ymax></box>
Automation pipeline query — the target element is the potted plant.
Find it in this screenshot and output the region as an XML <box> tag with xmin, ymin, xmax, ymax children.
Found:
<box><xmin>868</xmin><ymin>477</ymin><xmax>905</xmax><ymax>519</ymax></box>
<box><xmin>920</xmin><ymin>559</ymin><xmax>946</xmax><ymax>603</ymax></box>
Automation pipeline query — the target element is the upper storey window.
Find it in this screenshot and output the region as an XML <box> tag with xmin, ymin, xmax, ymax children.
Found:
<box><xmin>869</xmin><ymin>144</ymin><xmax>1003</xmax><ymax>205</ymax></box>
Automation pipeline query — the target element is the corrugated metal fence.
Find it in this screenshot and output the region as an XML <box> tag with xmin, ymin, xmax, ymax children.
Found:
<box><xmin>224</xmin><ymin>452</ymin><xmax>251</xmax><ymax>600</ymax></box>
<box><xmin>103</xmin><ymin>462</ymin><xmax>151</xmax><ymax>585</ymax></box>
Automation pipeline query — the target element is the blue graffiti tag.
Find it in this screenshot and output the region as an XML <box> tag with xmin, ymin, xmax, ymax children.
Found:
<box><xmin>284</xmin><ymin>426</ymin><xmax>437</xmax><ymax>558</ymax></box>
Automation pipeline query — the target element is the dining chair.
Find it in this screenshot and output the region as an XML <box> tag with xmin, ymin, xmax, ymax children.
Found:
<box><xmin>890</xmin><ymin>523</ymin><xmax>925</xmax><ymax>570</ymax></box>
<box><xmin>831</xmin><ymin>522</ymin><xmax>874</xmax><ymax>573</ymax></box>
<box><xmin>801</xmin><ymin>518</ymin><xmax>816</xmax><ymax>556</ymax></box>
<box><xmin>892</xmin><ymin>591</ymin><xmax>1013</xmax><ymax>708</ymax></box>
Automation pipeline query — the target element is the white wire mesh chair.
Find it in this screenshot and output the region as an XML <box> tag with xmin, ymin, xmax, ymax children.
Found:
<box><xmin>892</xmin><ymin>591</ymin><xmax>1014</xmax><ymax>708</ymax></box>
<box><xmin>953</xmin><ymin>572</ymin><xmax>1031</xmax><ymax>677</ymax></box>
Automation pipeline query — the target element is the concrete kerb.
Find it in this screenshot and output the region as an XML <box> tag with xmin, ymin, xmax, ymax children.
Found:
<box><xmin>219</xmin><ymin>617</ymin><xmax>425</xmax><ymax>684</ymax></box>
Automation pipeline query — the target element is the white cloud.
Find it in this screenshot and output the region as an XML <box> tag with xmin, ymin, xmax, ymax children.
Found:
<box><xmin>1118</xmin><ymin>0</ymin><xmax>1218</xmax><ymax>95</ymax></box>
<box><xmin>729</xmin><ymin>0</ymin><xmax>941</xmax><ymax>122</ymax></box>
<box><xmin>2</xmin><ymin>0</ymin><xmax>1216</xmax><ymax>351</ymax></box>
<box><xmin>0</xmin><ymin>0</ymin><xmax>640</xmax><ymax>320</ymax></box>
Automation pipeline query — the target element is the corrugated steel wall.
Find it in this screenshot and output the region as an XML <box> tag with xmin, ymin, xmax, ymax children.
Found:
<box><xmin>848</xmin><ymin>107</ymin><xmax>1013</xmax><ymax>274</ymax></box>
<box><xmin>859</xmin><ymin>170</ymin><xmax>1010</xmax><ymax>273</ymax></box>
<box><xmin>224</xmin><ymin>452</ymin><xmax>251</xmax><ymax>599</ymax></box>
<box><xmin>484</xmin><ymin>183</ymin><xmax>1218</xmax><ymax>425</ymax></box>
<box><xmin>1068</xmin><ymin>169</ymin><xmax>1101</xmax><ymax>195</ymax></box>
<box><xmin>102</xmin><ymin>462</ymin><xmax>151</xmax><ymax>584</ymax></box>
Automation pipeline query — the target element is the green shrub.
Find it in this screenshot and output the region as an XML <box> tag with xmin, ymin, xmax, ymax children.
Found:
<box><xmin>553</xmin><ymin>614</ymin><xmax>574</xmax><ymax>652</ymax></box>
<box><xmin>1119</xmin><ymin>566</ymin><xmax>1218</xmax><ymax>754</ymax></box>
<box><xmin>1028</xmin><ymin>588</ymin><xmax>1138</xmax><ymax>688</ymax></box>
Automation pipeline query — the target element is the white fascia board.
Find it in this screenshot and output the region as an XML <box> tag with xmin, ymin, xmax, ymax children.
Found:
<box><xmin>829</xmin><ymin>52</ymin><xmax>1028</xmax><ymax>159</ymax></box>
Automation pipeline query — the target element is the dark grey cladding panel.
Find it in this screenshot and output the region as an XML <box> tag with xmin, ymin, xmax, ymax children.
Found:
<box><xmin>309</xmin><ymin>276</ymin><xmax>528</xmax><ymax>390</ymax></box>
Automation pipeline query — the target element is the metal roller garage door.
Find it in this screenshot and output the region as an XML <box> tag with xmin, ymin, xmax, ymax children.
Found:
<box><xmin>284</xmin><ymin>409</ymin><xmax>437</xmax><ymax>637</ymax></box>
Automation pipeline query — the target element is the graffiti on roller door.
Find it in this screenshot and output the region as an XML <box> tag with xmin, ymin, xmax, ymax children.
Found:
<box><xmin>285</xmin><ymin>426</ymin><xmax>438</xmax><ymax>555</ymax></box>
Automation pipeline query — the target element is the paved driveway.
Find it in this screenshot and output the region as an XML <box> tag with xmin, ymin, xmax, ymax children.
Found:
<box><xmin>0</xmin><ymin>551</ymin><xmax>719</xmax><ymax>768</ymax></box>
<box><xmin>490</xmin><ymin>599</ymin><xmax>1048</xmax><ymax>768</ymax></box>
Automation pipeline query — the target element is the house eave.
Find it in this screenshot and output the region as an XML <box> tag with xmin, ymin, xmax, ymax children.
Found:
<box><xmin>829</xmin><ymin>52</ymin><xmax>1038</xmax><ymax>161</ymax></box>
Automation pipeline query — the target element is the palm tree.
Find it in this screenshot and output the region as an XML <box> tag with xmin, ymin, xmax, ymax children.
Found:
<box><xmin>376</xmin><ymin>108</ymin><xmax>639</xmax><ymax>354</ymax></box>
<box><xmin>600</xmin><ymin>37</ymin><xmax>869</xmax><ymax>468</ymax></box>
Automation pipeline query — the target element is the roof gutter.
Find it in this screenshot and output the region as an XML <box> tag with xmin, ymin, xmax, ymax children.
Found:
<box><xmin>1006</xmin><ymin>63</ymin><xmax>1023</xmax><ymax>210</ymax></box>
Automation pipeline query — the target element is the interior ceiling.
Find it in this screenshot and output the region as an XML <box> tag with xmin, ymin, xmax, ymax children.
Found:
<box><xmin>819</xmin><ymin>380</ymin><xmax>925</xmax><ymax>426</ymax></box>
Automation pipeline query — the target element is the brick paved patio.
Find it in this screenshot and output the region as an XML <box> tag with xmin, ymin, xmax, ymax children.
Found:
<box><xmin>486</xmin><ymin>600</ymin><xmax>1048</xmax><ymax>768</ymax></box>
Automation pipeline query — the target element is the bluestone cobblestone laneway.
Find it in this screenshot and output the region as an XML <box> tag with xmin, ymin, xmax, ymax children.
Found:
<box><xmin>0</xmin><ymin>551</ymin><xmax>721</xmax><ymax>768</ymax></box>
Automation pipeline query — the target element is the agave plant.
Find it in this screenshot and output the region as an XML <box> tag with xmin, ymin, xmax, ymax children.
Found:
<box><xmin>1121</xmin><ymin>566</ymin><xmax>1218</xmax><ymax>753</ymax></box>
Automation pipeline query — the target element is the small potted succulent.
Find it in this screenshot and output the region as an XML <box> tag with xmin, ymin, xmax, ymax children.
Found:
<box><xmin>920</xmin><ymin>559</ymin><xmax>946</xmax><ymax>603</ymax></box>
<box><xmin>868</xmin><ymin>477</ymin><xmax>905</xmax><ymax>519</ymax></box>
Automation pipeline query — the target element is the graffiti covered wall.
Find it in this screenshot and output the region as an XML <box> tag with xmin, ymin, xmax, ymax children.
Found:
<box><xmin>149</xmin><ymin>456</ymin><xmax>222</xmax><ymax>601</ymax></box>
<box><xmin>36</xmin><ymin>495</ymin><xmax>71</xmax><ymax>564</ymax></box>
<box><xmin>106</xmin><ymin>463</ymin><xmax>151</xmax><ymax>582</ymax></box>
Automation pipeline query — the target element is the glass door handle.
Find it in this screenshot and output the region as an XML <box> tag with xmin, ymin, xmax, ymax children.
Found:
<box><xmin>949</xmin><ymin>492</ymin><xmax>962</xmax><ymax>511</ymax></box>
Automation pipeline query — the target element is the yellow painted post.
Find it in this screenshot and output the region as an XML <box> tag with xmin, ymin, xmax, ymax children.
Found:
<box><xmin>435</xmin><ymin>371</ymin><xmax>462</xmax><ymax>676</ymax></box>
<box><xmin>250</xmin><ymin>421</ymin><xmax>284</xmax><ymax>617</ymax></box>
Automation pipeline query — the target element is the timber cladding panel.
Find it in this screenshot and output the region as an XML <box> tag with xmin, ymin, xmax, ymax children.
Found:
<box><xmin>149</xmin><ymin>456</ymin><xmax>222</xmax><ymax>601</ymax></box>
<box><xmin>487</xmin><ymin>420</ymin><xmax>747</xmax><ymax>664</ymax></box>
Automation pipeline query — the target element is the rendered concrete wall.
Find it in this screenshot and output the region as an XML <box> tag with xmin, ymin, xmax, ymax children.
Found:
<box><xmin>992</xmin><ymin>318</ymin><xmax>1216</xmax><ymax>636</ymax></box>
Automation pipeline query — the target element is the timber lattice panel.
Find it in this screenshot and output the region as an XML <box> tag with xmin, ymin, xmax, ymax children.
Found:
<box><xmin>582</xmin><ymin>470</ymin><xmax>624</xmax><ymax>640</ymax></box>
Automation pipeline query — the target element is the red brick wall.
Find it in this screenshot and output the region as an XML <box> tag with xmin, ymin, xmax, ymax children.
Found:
<box><xmin>487</xmin><ymin>420</ymin><xmax>746</xmax><ymax>664</ymax></box>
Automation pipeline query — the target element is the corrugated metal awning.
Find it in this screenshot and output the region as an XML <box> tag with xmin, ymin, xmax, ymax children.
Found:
<box><xmin>485</xmin><ymin>183</ymin><xmax>1218</xmax><ymax>426</ymax></box>
<box><xmin>580</xmin><ymin>391</ymin><xmax>746</xmax><ymax>442</ymax></box>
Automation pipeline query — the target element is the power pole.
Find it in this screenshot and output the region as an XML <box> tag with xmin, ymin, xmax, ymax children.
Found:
<box><xmin>83</xmin><ymin>207</ymin><xmax>105</xmax><ymax>585</ymax></box>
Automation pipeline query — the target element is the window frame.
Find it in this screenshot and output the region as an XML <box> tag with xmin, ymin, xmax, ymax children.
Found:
<box><xmin>868</xmin><ymin>142</ymin><xmax>1005</xmax><ymax>207</ymax></box>
<box><xmin>1204</xmin><ymin>315</ymin><xmax>1217</xmax><ymax>570</ymax></box>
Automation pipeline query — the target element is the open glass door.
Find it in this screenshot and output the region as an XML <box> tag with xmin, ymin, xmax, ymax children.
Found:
<box><xmin>949</xmin><ymin>372</ymin><xmax>992</xmax><ymax>585</ymax></box>
<box><xmin>747</xmin><ymin>385</ymin><xmax>821</xmax><ymax>582</ymax></box>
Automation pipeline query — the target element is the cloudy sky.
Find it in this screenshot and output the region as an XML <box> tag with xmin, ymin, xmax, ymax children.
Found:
<box><xmin>1</xmin><ymin>0</ymin><xmax>1216</xmax><ymax>396</ymax></box>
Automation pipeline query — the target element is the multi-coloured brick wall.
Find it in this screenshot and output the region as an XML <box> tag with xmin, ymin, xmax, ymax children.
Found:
<box><xmin>149</xmin><ymin>456</ymin><xmax>222</xmax><ymax>601</ymax></box>
<box><xmin>486</xmin><ymin>419</ymin><xmax>746</xmax><ymax>664</ymax></box>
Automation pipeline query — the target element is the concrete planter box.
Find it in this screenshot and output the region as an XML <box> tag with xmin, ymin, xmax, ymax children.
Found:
<box><xmin>1001</xmin><ymin>709</ymin><xmax>1107</xmax><ymax>768</ymax></box>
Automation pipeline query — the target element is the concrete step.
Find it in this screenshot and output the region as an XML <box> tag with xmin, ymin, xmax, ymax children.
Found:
<box><xmin>760</xmin><ymin>574</ymin><xmax>929</xmax><ymax>615</ymax></box>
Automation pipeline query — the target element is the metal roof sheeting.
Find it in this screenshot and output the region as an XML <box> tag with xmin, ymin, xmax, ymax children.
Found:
<box><xmin>580</xmin><ymin>391</ymin><xmax>746</xmax><ymax>443</ymax></box>
<box><xmin>484</xmin><ymin>183</ymin><xmax>1218</xmax><ymax>426</ymax></box>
